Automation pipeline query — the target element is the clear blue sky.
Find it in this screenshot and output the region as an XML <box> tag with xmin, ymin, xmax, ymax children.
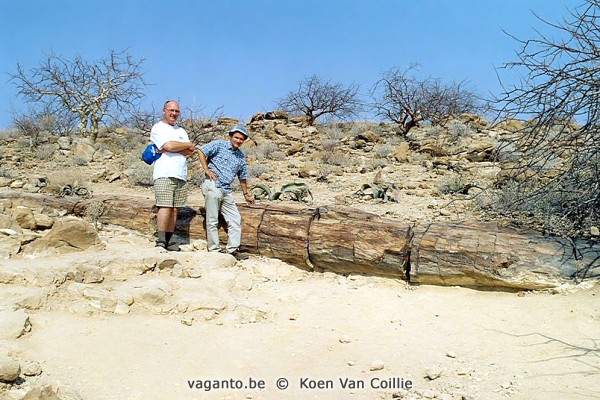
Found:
<box><xmin>0</xmin><ymin>0</ymin><xmax>582</xmax><ymax>129</ymax></box>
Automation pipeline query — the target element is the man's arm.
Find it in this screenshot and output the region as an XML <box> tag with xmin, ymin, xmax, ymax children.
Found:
<box><xmin>161</xmin><ymin>141</ymin><xmax>195</xmax><ymax>154</ymax></box>
<box><xmin>239</xmin><ymin>179</ymin><xmax>253</xmax><ymax>204</ymax></box>
<box><xmin>198</xmin><ymin>150</ymin><xmax>218</xmax><ymax>181</ymax></box>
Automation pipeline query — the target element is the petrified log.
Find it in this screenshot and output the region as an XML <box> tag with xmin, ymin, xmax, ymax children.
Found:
<box><xmin>2</xmin><ymin>191</ymin><xmax>597</xmax><ymax>289</ymax></box>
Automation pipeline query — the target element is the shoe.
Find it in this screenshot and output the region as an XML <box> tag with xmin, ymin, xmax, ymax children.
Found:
<box><xmin>156</xmin><ymin>241</ymin><xmax>167</xmax><ymax>249</ymax></box>
<box><xmin>166</xmin><ymin>243</ymin><xmax>180</xmax><ymax>252</ymax></box>
<box><xmin>230</xmin><ymin>250</ymin><xmax>249</xmax><ymax>261</ymax></box>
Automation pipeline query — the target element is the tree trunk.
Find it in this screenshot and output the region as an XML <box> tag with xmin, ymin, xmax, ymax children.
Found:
<box><xmin>2</xmin><ymin>191</ymin><xmax>597</xmax><ymax>289</ymax></box>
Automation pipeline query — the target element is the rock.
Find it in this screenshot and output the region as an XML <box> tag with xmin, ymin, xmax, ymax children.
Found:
<box><xmin>72</xmin><ymin>142</ymin><xmax>96</xmax><ymax>161</ymax></box>
<box><xmin>287</xmin><ymin>143</ymin><xmax>304</xmax><ymax>156</ymax></box>
<box><xmin>289</xmin><ymin>115</ymin><xmax>310</xmax><ymax>127</ymax></box>
<box><xmin>57</xmin><ymin>136</ymin><xmax>71</xmax><ymax>150</ymax></box>
<box><xmin>298</xmin><ymin>164</ymin><xmax>319</xmax><ymax>178</ymax></box>
<box><xmin>0</xmin><ymin>356</ymin><xmax>20</xmax><ymax>383</ymax></box>
<box><xmin>0</xmin><ymin>215</ymin><xmax>22</xmax><ymax>232</ymax></box>
<box><xmin>357</xmin><ymin>130</ymin><xmax>382</xmax><ymax>143</ymax></box>
<box><xmin>446</xmin><ymin>351</ymin><xmax>457</xmax><ymax>358</ymax></box>
<box><xmin>217</xmin><ymin>117</ymin><xmax>240</xmax><ymax>126</ymax></box>
<box><xmin>265</xmin><ymin>110</ymin><xmax>288</xmax><ymax>120</ymax></box>
<box><xmin>92</xmin><ymin>148</ymin><xmax>114</xmax><ymax>162</ymax></box>
<box><xmin>22</xmin><ymin>384</ymin><xmax>83</xmax><ymax>400</ymax></box>
<box><xmin>0</xmin><ymin>309</ymin><xmax>31</xmax><ymax>339</ymax></box>
<box><xmin>465</xmin><ymin>140</ymin><xmax>496</xmax><ymax>162</ymax></box>
<box><xmin>591</xmin><ymin>226</ymin><xmax>599</xmax><ymax>236</ymax></box>
<box><xmin>10</xmin><ymin>180</ymin><xmax>25</xmax><ymax>189</ymax></box>
<box><xmin>22</xmin><ymin>361</ymin><xmax>42</xmax><ymax>376</ymax></box>
<box><xmin>13</xmin><ymin>206</ymin><xmax>37</xmax><ymax>230</ymax></box>
<box><xmin>23</xmin><ymin>219</ymin><xmax>102</xmax><ymax>257</ymax></box>
<box><xmin>370</xmin><ymin>359</ymin><xmax>385</xmax><ymax>371</ymax></box>
<box><xmin>393</xmin><ymin>142</ymin><xmax>410</xmax><ymax>162</ymax></box>
<box><xmin>128</xmin><ymin>279</ymin><xmax>172</xmax><ymax>306</ymax></box>
<box><xmin>424</xmin><ymin>367</ymin><xmax>443</xmax><ymax>381</ymax></box>
<box><xmin>0</xmin><ymin>177</ymin><xmax>13</xmax><ymax>187</ymax></box>
<box><xmin>33</xmin><ymin>214</ymin><xmax>54</xmax><ymax>230</ymax></box>
<box><xmin>250</xmin><ymin>112</ymin><xmax>264</xmax><ymax>122</ymax></box>
<box><xmin>339</xmin><ymin>335</ymin><xmax>352</xmax><ymax>343</ymax></box>
<box><xmin>70</xmin><ymin>264</ymin><xmax>104</xmax><ymax>284</ymax></box>
<box><xmin>0</xmin><ymin>236</ymin><xmax>21</xmax><ymax>259</ymax></box>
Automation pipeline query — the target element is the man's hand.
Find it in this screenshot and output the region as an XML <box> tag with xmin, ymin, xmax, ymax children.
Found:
<box><xmin>206</xmin><ymin>169</ymin><xmax>218</xmax><ymax>181</ymax></box>
<box><xmin>243</xmin><ymin>193</ymin><xmax>254</xmax><ymax>204</ymax></box>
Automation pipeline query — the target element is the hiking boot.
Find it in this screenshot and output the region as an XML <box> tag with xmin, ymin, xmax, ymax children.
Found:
<box><xmin>166</xmin><ymin>243</ymin><xmax>180</xmax><ymax>252</ymax></box>
<box><xmin>156</xmin><ymin>241</ymin><xmax>167</xmax><ymax>249</ymax></box>
<box><xmin>230</xmin><ymin>250</ymin><xmax>249</xmax><ymax>261</ymax></box>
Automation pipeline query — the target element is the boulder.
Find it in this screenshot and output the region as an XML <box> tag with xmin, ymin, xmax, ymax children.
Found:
<box><xmin>357</xmin><ymin>130</ymin><xmax>382</xmax><ymax>143</ymax></box>
<box><xmin>0</xmin><ymin>309</ymin><xmax>31</xmax><ymax>339</ymax></box>
<box><xmin>0</xmin><ymin>215</ymin><xmax>22</xmax><ymax>232</ymax></box>
<box><xmin>72</xmin><ymin>142</ymin><xmax>96</xmax><ymax>161</ymax></box>
<box><xmin>298</xmin><ymin>164</ymin><xmax>319</xmax><ymax>178</ymax></box>
<box><xmin>250</xmin><ymin>112</ymin><xmax>264</xmax><ymax>123</ymax></box>
<box><xmin>265</xmin><ymin>110</ymin><xmax>288</xmax><ymax>120</ymax></box>
<box><xmin>0</xmin><ymin>177</ymin><xmax>12</xmax><ymax>188</ymax></box>
<box><xmin>0</xmin><ymin>356</ymin><xmax>20</xmax><ymax>383</ymax></box>
<box><xmin>0</xmin><ymin>235</ymin><xmax>21</xmax><ymax>259</ymax></box>
<box><xmin>13</xmin><ymin>206</ymin><xmax>37</xmax><ymax>230</ymax></box>
<box><xmin>287</xmin><ymin>143</ymin><xmax>304</xmax><ymax>156</ymax></box>
<box><xmin>57</xmin><ymin>136</ymin><xmax>71</xmax><ymax>150</ymax></box>
<box><xmin>23</xmin><ymin>219</ymin><xmax>102</xmax><ymax>257</ymax></box>
<box><xmin>393</xmin><ymin>142</ymin><xmax>411</xmax><ymax>162</ymax></box>
<box><xmin>34</xmin><ymin>213</ymin><xmax>54</xmax><ymax>230</ymax></box>
<box><xmin>217</xmin><ymin>117</ymin><xmax>240</xmax><ymax>126</ymax></box>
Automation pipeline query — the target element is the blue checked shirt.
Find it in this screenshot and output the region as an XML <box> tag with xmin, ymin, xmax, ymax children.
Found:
<box><xmin>199</xmin><ymin>139</ymin><xmax>248</xmax><ymax>193</ymax></box>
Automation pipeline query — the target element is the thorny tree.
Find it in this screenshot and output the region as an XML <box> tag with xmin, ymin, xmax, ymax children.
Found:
<box><xmin>277</xmin><ymin>75</ymin><xmax>362</xmax><ymax>125</ymax></box>
<box><xmin>10</xmin><ymin>49</ymin><xmax>147</xmax><ymax>142</ymax></box>
<box><xmin>493</xmin><ymin>0</ymin><xmax>600</xmax><ymax>236</ymax></box>
<box><xmin>370</xmin><ymin>64</ymin><xmax>480</xmax><ymax>135</ymax></box>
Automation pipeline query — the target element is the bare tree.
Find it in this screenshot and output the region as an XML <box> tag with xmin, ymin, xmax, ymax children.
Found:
<box><xmin>371</xmin><ymin>64</ymin><xmax>480</xmax><ymax>135</ymax></box>
<box><xmin>10</xmin><ymin>49</ymin><xmax>147</xmax><ymax>142</ymax></box>
<box><xmin>492</xmin><ymin>0</ymin><xmax>600</xmax><ymax>236</ymax></box>
<box><xmin>277</xmin><ymin>75</ymin><xmax>362</xmax><ymax>125</ymax></box>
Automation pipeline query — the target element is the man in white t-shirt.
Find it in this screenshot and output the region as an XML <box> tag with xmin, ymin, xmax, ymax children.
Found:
<box><xmin>150</xmin><ymin>100</ymin><xmax>195</xmax><ymax>251</ymax></box>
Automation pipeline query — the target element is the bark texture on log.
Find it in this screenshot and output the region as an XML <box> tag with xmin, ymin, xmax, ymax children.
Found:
<box><xmin>2</xmin><ymin>191</ymin><xmax>597</xmax><ymax>289</ymax></box>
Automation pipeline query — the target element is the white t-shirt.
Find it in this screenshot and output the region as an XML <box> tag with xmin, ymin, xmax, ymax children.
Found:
<box><xmin>150</xmin><ymin>121</ymin><xmax>190</xmax><ymax>181</ymax></box>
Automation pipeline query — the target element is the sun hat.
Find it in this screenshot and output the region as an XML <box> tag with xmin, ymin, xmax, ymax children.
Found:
<box><xmin>141</xmin><ymin>143</ymin><xmax>161</xmax><ymax>165</ymax></box>
<box><xmin>228</xmin><ymin>124</ymin><xmax>249</xmax><ymax>138</ymax></box>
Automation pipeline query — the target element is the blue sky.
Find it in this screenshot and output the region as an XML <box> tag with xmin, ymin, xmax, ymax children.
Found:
<box><xmin>0</xmin><ymin>0</ymin><xmax>582</xmax><ymax>129</ymax></box>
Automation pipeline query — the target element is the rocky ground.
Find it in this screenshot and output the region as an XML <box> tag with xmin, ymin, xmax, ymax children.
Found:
<box><xmin>0</xmin><ymin>113</ymin><xmax>599</xmax><ymax>399</ymax></box>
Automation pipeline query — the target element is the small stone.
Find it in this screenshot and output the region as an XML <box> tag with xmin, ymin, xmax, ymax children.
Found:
<box><xmin>424</xmin><ymin>367</ymin><xmax>443</xmax><ymax>380</ymax></box>
<box><xmin>0</xmin><ymin>357</ymin><xmax>21</xmax><ymax>383</ymax></box>
<box><xmin>339</xmin><ymin>335</ymin><xmax>352</xmax><ymax>343</ymax></box>
<box><xmin>288</xmin><ymin>314</ymin><xmax>298</xmax><ymax>321</ymax></box>
<box><xmin>438</xmin><ymin>394</ymin><xmax>453</xmax><ymax>400</ymax></box>
<box><xmin>591</xmin><ymin>226</ymin><xmax>599</xmax><ymax>236</ymax></box>
<box><xmin>446</xmin><ymin>351</ymin><xmax>457</xmax><ymax>358</ymax></box>
<box><xmin>346</xmin><ymin>360</ymin><xmax>356</xmax><ymax>366</ymax></box>
<box><xmin>10</xmin><ymin>180</ymin><xmax>25</xmax><ymax>189</ymax></box>
<box><xmin>22</xmin><ymin>361</ymin><xmax>42</xmax><ymax>376</ymax></box>
<box><xmin>500</xmin><ymin>381</ymin><xmax>512</xmax><ymax>389</ymax></box>
<box><xmin>457</xmin><ymin>367</ymin><xmax>472</xmax><ymax>376</ymax></box>
<box><xmin>370</xmin><ymin>360</ymin><xmax>385</xmax><ymax>371</ymax></box>
<box><xmin>181</xmin><ymin>317</ymin><xmax>194</xmax><ymax>326</ymax></box>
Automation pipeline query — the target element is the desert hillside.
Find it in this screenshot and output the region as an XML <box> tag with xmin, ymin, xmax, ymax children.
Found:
<box><xmin>0</xmin><ymin>113</ymin><xmax>598</xmax><ymax>400</ymax></box>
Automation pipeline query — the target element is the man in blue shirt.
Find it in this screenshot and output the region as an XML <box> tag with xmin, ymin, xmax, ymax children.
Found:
<box><xmin>198</xmin><ymin>124</ymin><xmax>253</xmax><ymax>260</ymax></box>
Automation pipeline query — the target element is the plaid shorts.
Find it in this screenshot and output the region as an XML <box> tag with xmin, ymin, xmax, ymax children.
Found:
<box><xmin>154</xmin><ymin>177</ymin><xmax>188</xmax><ymax>207</ymax></box>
